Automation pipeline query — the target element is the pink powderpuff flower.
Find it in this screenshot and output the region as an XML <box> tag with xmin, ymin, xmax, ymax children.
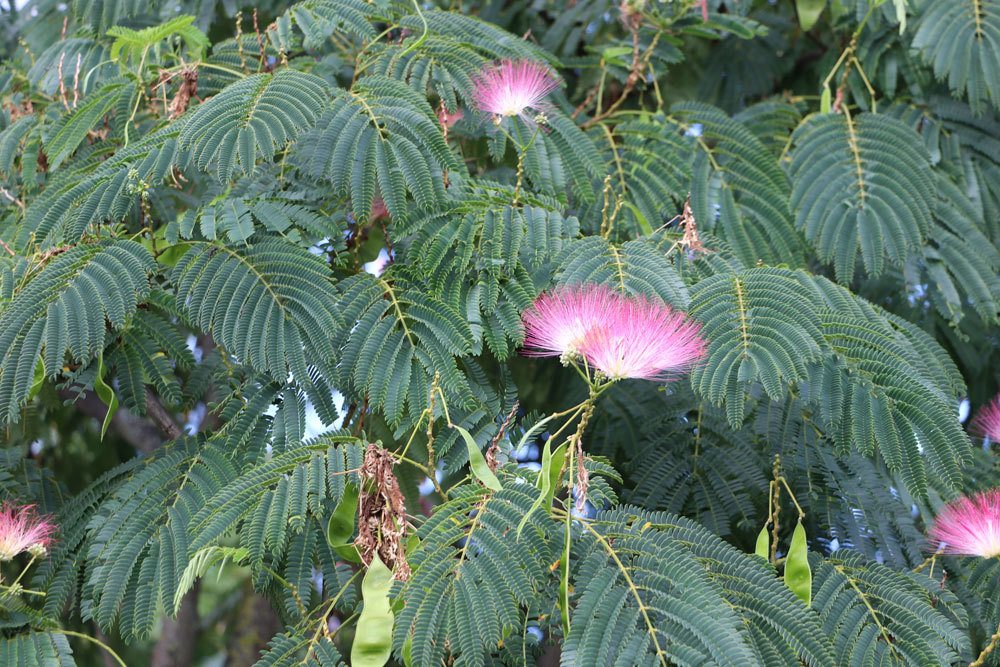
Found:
<box><xmin>928</xmin><ymin>490</ymin><xmax>1000</xmax><ymax>558</ymax></box>
<box><xmin>521</xmin><ymin>284</ymin><xmax>706</xmax><ymax>382</ymax></box>
<box><xmin>971</xmin><ymin>395</ymin><xmax>1000</xmax><ymax>442</ymax></box>
<box><xmin>369</xmin><ymin>195</ymin><xmax>389</xmax><ymax>222</ymax></box>
<box><xmin>521</xmin><ymin>284</ymin><xmax>621</xmax><ymax>360</ymax></box>
<box><xmin>472</xmin><ymin>60</ymin><xmax>559</xmax><ymax>122</ymax></box>
<box><xmin>437</xmin><ymin>105</ymin><xmax>464</xmax><ymax>129</ymax></box>
<box><xmin>578</xmin><ymin>294</ymin><xmax>706</xmax><ymax>381</ymax></box>
<box><xmin>0</xmin><ymin>502</ymin><xmax>56</xmax><ymax>561</ymax></box>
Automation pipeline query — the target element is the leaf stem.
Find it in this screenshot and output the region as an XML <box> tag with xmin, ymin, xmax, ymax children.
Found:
<box><xmin>56</xmin><ymin>630</ymin><xmax>127</xmax><ymax>667</ymax></box>
<box><xmin>512</xmin><ymin>123</ymin><xmax>541</xmax><ymax>206</ymax></box>
<box><xmin>558</xmin><ymin>385</ymin><xmax>601</xmax><ymax>636</ymax></box>
<box><xmin>972</xmin><ymin>619</ymin><xmax>1000</xmax><ymax>667</ymax></box>
<box><xmin>398</xmin><ymin>0</ymin><xmax>428</xmax><ymax>58</ymax></box>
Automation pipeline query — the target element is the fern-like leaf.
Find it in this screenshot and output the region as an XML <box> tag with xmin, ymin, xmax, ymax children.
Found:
<box><xmin>811</xmin><ymin>551</ymin><xmax>969</xmax><ymax>665</ymax></box>
<box><xmin>393</xmin><ymin>475</ymin><xmax>559</xmax><ymax>666</ymax></box>
<box><xmin>180</xmin><ymin>70</ymin><xmax>331</xmax><ymax>182</ymax></box>
<box><xmin>789</xmin><ymin>112</ymin><xmax>935</xmax><ymax>281</ymax></box>
<box><xmin>295</xmin><ymin>76</ymin><xmax>459</xmax><ymax>220</ymax></box>
<box><xmin>913</xmin><ymin>0</ymin><xmax>1000</xmax><ymax>115</ymax></box>
<box><xmin>0</xmin><ymin>240</ymin><xmax>154</xmax><ymax>424</ymax></box>
<box><xmin>171</xmin><ymin>239</ymin><xmax>340</xmax><ymax>384</ymax></box>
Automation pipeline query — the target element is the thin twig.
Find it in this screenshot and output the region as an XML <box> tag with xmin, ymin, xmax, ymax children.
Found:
<box><xmin>0</xmin><ymin>186</ymin><xmax>24</xmax><ymax>212</ymax></box>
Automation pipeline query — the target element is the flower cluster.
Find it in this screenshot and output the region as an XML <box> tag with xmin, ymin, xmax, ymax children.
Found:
<box><xmin>928</xmin><ymin>490</ymin><xmax>1000</xmax><ymax>558</ymax></box>
<box><xmin>972</xmin><ymin>394</ymin><xmax>1000</xmax><ymax>442</ymax></box>
<box><xmin>521</xmin><ymin>284</ymin><xmax>706</xmax><ymax>381</ymax></box>
<box><xmin>0</xmin><ymin>502</ymin><xmax>56</xmax><ymax>561</ymax></box>
<box><xmin>472</xmin><ymin>60</ymin><xmax>559</xmax><ymax>122</ymax></box>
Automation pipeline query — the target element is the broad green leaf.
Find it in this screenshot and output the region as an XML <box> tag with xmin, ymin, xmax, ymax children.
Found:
<box><xmin>785</xmin><ymin>519</ymin><xmax>812</xmax><ymax>606</ymax></box>
<box><xmin>327</xmin><ymin>483</ymin><xmax>359</xmax><ymax>547</ymax></box>
<box><xmin>542</xmin><ymin>442</ymin><xmax>568</xmax><ymax>508</ymax></box>
<box><xmin>327</xmin><ymin>483</ymin><xmax>362</xmax><ymax>563</ymax></box>
<box><xmin>453</xmin><ymin>424</ymin><xmax>502</xmax><ymax>492</ymax></box>
<box><xmin>602</xmin><ymin>45</ymin><xmax>633</xmax><ymax>67</ymax></box>
<box><xmin>352</xmin><ymin>554</ymin><xmax>394</xmax><ymax>667</ymax></box>
<box><xmin>93</xmin><ymin>354</ymin><xmax>118</xmax><ymax>441</ymax></box>
<box><xmin>28</xmin><ymin>357</ymin><xmax>44</xmax><ymax>400</ymax></box>
<box><xmin>755</xmin><ymin>524</ymin><xmax>770</xmax><ymax>560</ymax></box>
<box><xmin>402</xmin><ymin>636</ymin><xmax>413</xmax><ymax>667</ymax></box>
<box><xmin>893</xmin><ymin>0</ymin><xmax>906</xmax><ymax>33</ymax></box>
<box><xmin>518</xmin><ymin>439</ymin><xmax>567</xmax><ymax>537</ymax></box>
<box><xmin>796</xmin><ymin>0</ymin><xmax>825</xmax><ymax>30</ymax></box>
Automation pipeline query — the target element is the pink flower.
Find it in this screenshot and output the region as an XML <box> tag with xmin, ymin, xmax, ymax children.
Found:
<box><xmin>472</xmin><ymin>60</ymin><xmax>559</xmax><ymax>121</ymax></box>
<box><xmin>0</xmin><ymin>502</ymin><xmax>55</xmax><ymax>561</ymax></box>
<box><xmin>928</xmin><ymin>490</ymin><xmax>1000</xmax><ymax>558</ymax></box>
<box><xmin>578</xmin><ymin>294</ymin><xmax>706</xmax><ymax>381</ymax></box>
<box><xmin>971</xmin><ymin>395</ymin><xmax>1000</xmax><ymax>442</ymax></box>
<box><xmin>521</xmin><ymin>284</ymin><xmax>620</xmax><ymax>360</ymax></box>
<box><xmin>437</xmin><ymin>105</ymin><xmax>464</xmax><ymax>129</ymax></box>
<box><xmin>521</xmin><ymin>284</ymin><xmax>706</xmax><ymax>381</ymax></box>
<box><xmin>369</xmin><ymin>195</ymin><xmax>389</xmax><ymax>222</ymax></box>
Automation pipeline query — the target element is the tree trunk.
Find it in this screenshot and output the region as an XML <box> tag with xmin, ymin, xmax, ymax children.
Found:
<box><xmin>224</xmin><ymin>586</ymin><xmax>283</xmax><ymax>666</ymax></box>
<box><xmin>151</xmin><ymin>582</ymin><xmax>200</xmax><ymax>667</ymax></box>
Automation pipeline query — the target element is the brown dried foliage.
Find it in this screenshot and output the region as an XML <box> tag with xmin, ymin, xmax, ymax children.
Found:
<box><xmin>679</xmin><ymin>197</ymin><xmax>709</xmax><ymax>256</ymax></box>
<box><xmin>355</xmin><ymin>443</ymin><xmax>411</xmax><ymax>581</ymax></box>
<box><xmin>168</xmin><ymin>67</ymin><xmax>199</xmax><ymax>120</ymax></box>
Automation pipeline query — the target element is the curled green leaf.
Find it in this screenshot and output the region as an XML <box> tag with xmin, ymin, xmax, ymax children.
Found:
<box><xmin>453</xmin><ymin>424</ymin><xmax>502</xmax><ymax>492</ymax></box>
<box><xmin>518</xmin><ymin>440</ymin><xmax>567</xmax><ymax>538</ymax></box>
<box><xmin>28</xmin><ymin>357</ymin><xmax>44</xmax><ymax>400</ymax></box>
<box><xmin>327</xmin><ymin>483</ymin><xmax>359</xmax><ymax>547</ymax></box>
<box><xmin>93</xmin><ymin>355</ymin><xmax>118</xmax><ymax>441</ymax></box>
<box><xmin>327</xmin><ymin>483</ymin><xmax>361</xmax><ymax>562</ymax></box>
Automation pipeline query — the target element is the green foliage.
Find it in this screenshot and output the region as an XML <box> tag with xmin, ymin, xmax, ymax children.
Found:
<box><xmin>689</xmin><ymin>268</ymin><xmax>824</xmax><ymax>423</ymax></box>
<box><xmin>22</xmin><ymin>126</ymin><xmax>181</xmax><ymax>247</ymax></box>
<box><xmin>590</xmin><ymin>118</ymin><xmax>691</xmax><ymax>234</ymax></box>
<box><xmin>393</xmin><ymin>477</ymin><xmax>559</xmax><ymax>666</ymax></box>
<box><xmin>180</xmin><ymin>70</ymin><xmax>331</xmax><ymax>182</ymax></box>
<box><xmin>286</xmin><ymin>0</ymin><xmax>378</xmax><ymax>50</ymax></box>
<box><xmin>334</xmin><ymin>269</ymin><xmax>476</xmax><ymax>424</ymax></box>
<box><xmin>555</xmin><ymin>236</ymin><xmax>689</xmax><ymax>307</ymax></box>
<box><xmin>107</xmin><ymin>15</ymin><xmax>208</xmax><ymax>65</ymax></box>
<box><xmin>676</xmin><ymin>102</ymin><xmax>806</xmax><ymax>267</ymax></box>
<box><xmin>0</xmin><ymin>240</ymin><xmax>154</xmax><ymax>423</ymax></box>
<box><xmin>1</xmin><ymin>0</ymin><xmax>999</xmax><ymax>663</ymax></box>
<box><xmin>811</xmin><ymin>551</ymin><xmax>969</xmax><ymax>664</ymax></box>
<box><xmin>44</xmin><ymin>79</ymin><xmax>135</xmax><ymax>169</ymax></box>
<box><xmin>256</xmin><ymin>631</ymin><xmax>344</xmax><ymax>666</ymax></box>
<box><xmin>566</xmin><ymin>507</ymin><xmax>831</xmax><ymax>666</ymax></box>
<box><xmin>0</xmin><ymin>631</ymin><xmax>75</xmax><ymax>665</ymax></box>
<box><xmin>295</xmin><ymin>75</ymin><xmax>459</xmax><ymax>220</ymax></box>
<box><xmin>624</xmin><ymin>399</ymin><xmax>765</xmax><ymax>537</ymax></box>
<box><xmin>913</xmin><ymin>0</ymin><xmax>1000</xmax><ymax>115</ymax></box>
<box><xmin>171</xmin><ymin>239</ymin><xmax>340</xmax><ymax>384</ymax></box>
<box><xmin>688</xmin><ymin>266</ymin><xmax>971</xmax><ymax>496</ymax></box>
<box><xmin>789</xmin><ymin>112</ymin><xmax>935</xmax><ymax>281</ymax></box>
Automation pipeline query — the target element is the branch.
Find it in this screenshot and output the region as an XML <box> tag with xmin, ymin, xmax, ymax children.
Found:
<box><xmin>144</xmin><ymin>388</ymin><xmax>183</xmax><ymax>440</ymax></box>
<box><xmin>59</xmin><ymin>389</ymin><xmax>161</xmax><ymax>454</ymax></box>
